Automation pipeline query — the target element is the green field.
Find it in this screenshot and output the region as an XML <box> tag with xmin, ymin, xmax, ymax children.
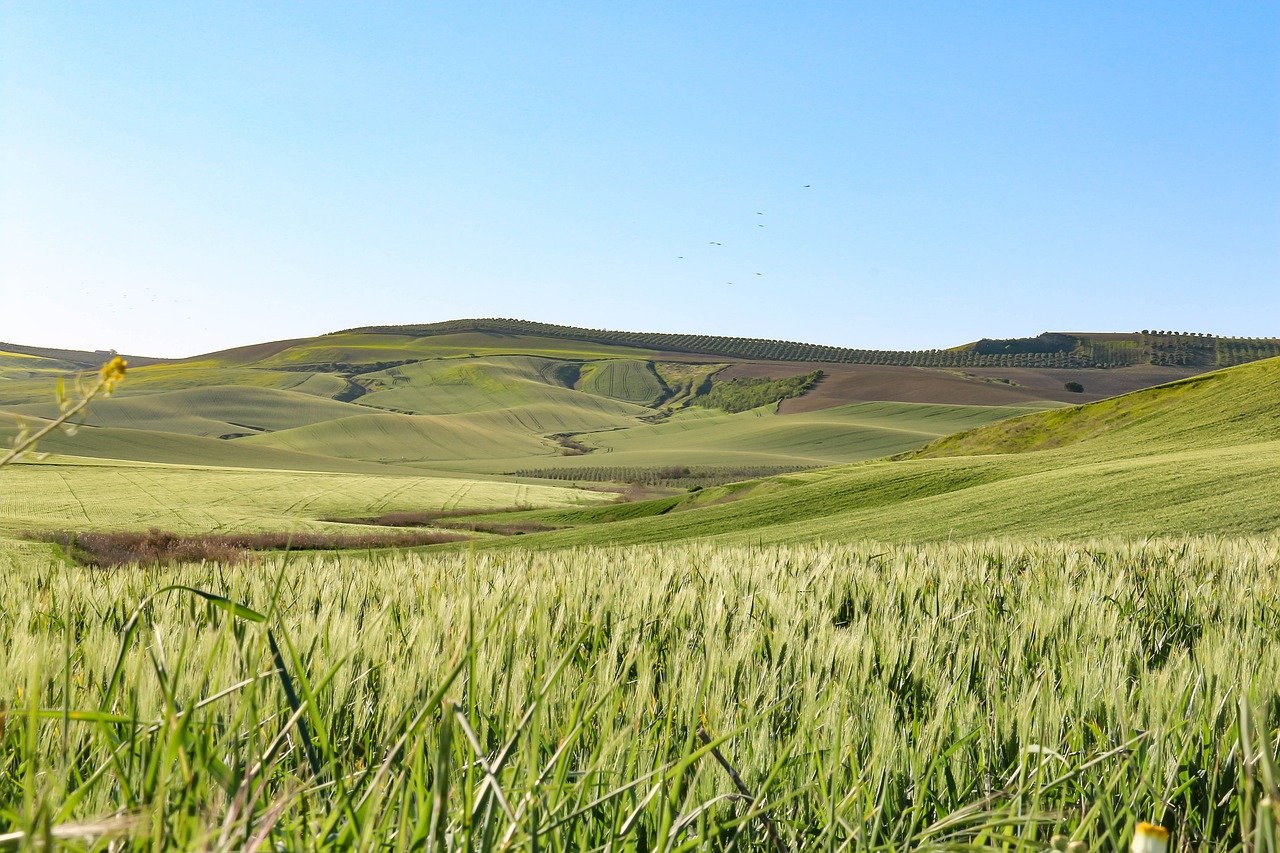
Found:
<box><xmin>2</xmin><ymin>539</ymin><xmax>1278</xmax><ymax>849</ymax></box>
<box><xmin>481</xmin><ymin>357</ymin><xmax>1280</xmax><ymax>548</ymax></box>
<box><xmin>1</xmin><ymin>328</ymin><xmax>1277</xmax><ymax>849</ymax></box>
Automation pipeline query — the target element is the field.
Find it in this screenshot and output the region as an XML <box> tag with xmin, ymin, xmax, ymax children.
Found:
<box><xmin>1</xmin><ymin>326</ymin><xmax>1278</xmax><ymax>849</ymax></box>
<box><xmin>2</xmin><ymin>540</ymin><xmax>1278</xmax><ymax>849</ymax></box>
<box><xmin>432</xmin><ymin>357</ymin><xmax>1280</xmax><ymax>549</ymax></box>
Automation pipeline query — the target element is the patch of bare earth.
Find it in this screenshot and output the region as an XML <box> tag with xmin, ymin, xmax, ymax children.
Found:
<box><xmin>709</xmin><ymin>362</ymin><xmax>1209</xmax><ymax>413</ymax></box>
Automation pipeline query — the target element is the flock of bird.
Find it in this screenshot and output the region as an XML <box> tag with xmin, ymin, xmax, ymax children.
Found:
<box><xmin>678</xmin><ymin>184</ymin><xmax>811</xmax><ymax>286</ymax></box>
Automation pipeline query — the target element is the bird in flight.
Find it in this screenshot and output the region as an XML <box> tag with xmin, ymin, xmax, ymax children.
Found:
<box><xmin>803</xmin><ymin>184</ymin><xmax>811</xmax><ymax>188</ymax></box>
<box><xmin>709</xmin><ymin>241</ymin><xmax>722</xmax><ymax>246</ymax></box>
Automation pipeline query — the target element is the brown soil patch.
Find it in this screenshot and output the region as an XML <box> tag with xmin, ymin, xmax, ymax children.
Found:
<box><xmin>718</xmin><ymin>362</ymin><xmax>1214</xmax><ymax>413</ymax></box>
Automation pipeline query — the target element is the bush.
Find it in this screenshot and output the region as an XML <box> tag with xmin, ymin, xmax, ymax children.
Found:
<box><xmin>696</xmin><ymin>370</ymin><xmax>823</xmax><ymax>413</ymax></box>
<box><xmin>1064</xmin><ymin>381</ymin><xmax>1084</xmax><ymax>393</ymax></box>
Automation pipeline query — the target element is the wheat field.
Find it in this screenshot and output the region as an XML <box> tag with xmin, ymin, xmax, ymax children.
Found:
<box><xmin>2</xmin><ymin>538</ymin><xmax>1277</xmax><ymax>849</ymax></box>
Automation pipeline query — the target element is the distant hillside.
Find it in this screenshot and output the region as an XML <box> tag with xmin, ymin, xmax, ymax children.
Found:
<box><xmin>0</xmin><ymin>342</ymin><xmax>166</xmax><ymax>370</ymax></box>
<box><xmin>473</xmin><ymin>355</ymin><xmax>1280</xmax><ymax>546</ymax></box>
<box><xmin>906</xmin><ymin>355</ymin><xmax>1280</xmax><ymax>459</ymax></box>
<box><xmin>340</xmin><ymin>318</ymin><xmax>1280</xmax><ymax>370</ymax></box>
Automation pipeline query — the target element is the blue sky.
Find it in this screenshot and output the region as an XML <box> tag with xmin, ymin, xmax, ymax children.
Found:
<box><xmin>2</xmin><ymin>2</ymin><xmax>1277</xmax><ymax>356</ymax></box>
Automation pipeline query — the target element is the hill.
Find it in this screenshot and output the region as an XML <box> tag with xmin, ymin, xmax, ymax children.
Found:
<box><xmin>1</xmin><ymin>320</ymin><xmax>1273</xmax><ymax>504</ymax></box>
<box><xmin>457</xmin><ymin>356</ymin><xmax>1280</xmax><ymax>546</ymax></box>
<box><xmin>340</xmin><ymin>318</ymin><xmax>1280</xmax><ymax>369</ymax></box>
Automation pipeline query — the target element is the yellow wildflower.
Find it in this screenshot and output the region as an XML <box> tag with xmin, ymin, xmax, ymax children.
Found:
<box><xmin>1131</xmin><ymin>822</ymin><xmax>1169</xmax><ymax>853</ymax></box>
<box><xmin>99</xmin><ymin>356</ymin><xmax>127</xmax><ymax>393</ymax></box>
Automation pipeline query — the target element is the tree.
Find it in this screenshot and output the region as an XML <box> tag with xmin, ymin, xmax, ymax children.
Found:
<box><xmin>1064</xmin><ymin>381</ymin><xmax>1084</xmax><ymax>393</ymax></box>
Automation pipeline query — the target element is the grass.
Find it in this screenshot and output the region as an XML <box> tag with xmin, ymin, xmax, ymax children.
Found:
<box><xmin>909</xmin><ymin>357</ymin><xmax>1280</xmax><ymax>459</ymax></box>
<box><xmin>467</xmin><ymin>358</ymin><xmax>1280</xmax><ymax>548</ymax></box>
<box><xmin>0</xmin><ymin>538</ymin><xmax>1277</xmax><ymax>848</ymax></box>
<box><xmin>576</xmin><ymin>359</ymin><xmax>668</xmax><ymax>406</ymax></box>
<box><xmin>537</xmin><ymin>401</ymin><xmax>1045</xmax><ymax>470</ymax></box>
<box><xmin>353</xmin><ymin>356</ymin><xmax>647</xmax><ymax>420</ymax></box>
<box><xmin>2</xmin><ymin>386</ymin><xmax>367</xmax><ymax>438</ymax></box>
<box><xmin>0</xmin><ymin>459</ymin><xmax>606</xmax><ymax>552</ymax></box>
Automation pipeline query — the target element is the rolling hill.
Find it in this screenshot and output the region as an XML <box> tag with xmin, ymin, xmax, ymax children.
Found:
<box><xmin>455</xmin><ymin>356</ymin><xmax>1280</xmax><ymax>547</ymax></box>
<box><xmin>1</xmin><ymin>320</ymin><xmax>1275</xmax><ymax>548</ymax></box>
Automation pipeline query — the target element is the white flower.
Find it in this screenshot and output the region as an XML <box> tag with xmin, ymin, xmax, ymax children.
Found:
<box><xmin>1131</xmin><ymin>822</ymin><xmax>1169</xmax><ymax>853</ymax></box>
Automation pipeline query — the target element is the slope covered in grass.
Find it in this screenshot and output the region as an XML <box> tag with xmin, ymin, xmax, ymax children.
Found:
<box><xmin>0</xmin><ymin>412</ymin><xmax>422</xmax><ymax>474</ymax></box>
<box><xmin>541</xmin><ymin>401</ymin><xmax>1044</xmax><ymax>469</ymax></box>
<box><xmin>0</xmin><ymin>458</ymin><xmax>603</xmax><ymax>546</ymax></box>
<box><xmin>3</xmin><ymin>386</ymin><xmax>367</xmax><ymax>437</ymax></box>
<box><xmin>239</xmin><ymin>407</ymin><xmax>617</xmax><ymax>464</ymax></box>
<box><xmin>576</xmin><ymin>359</ymin><xmax>666</xmax><ymax>405</ymax></box>
<box><xmin>0</xmin><ymin>362</ymin><xmax>345</xmax><ymax>406</ymax></box>
<box><xmin>355</xmin><ymin>356</ymin><xmax>646</xmax><ymax>421</ymax></box>
<box><xmin>0</xmin><ymin>349</ymin><xmax>82</xmax><ymax>381</ymax></box>
<box><xmin>472</xmin><ymin>357</ymin><xmax>1280</xmax><ymax>546</ymax></box>
<box><xmin>910</xmin><ymin>356</ymin><xmax>1280</xmax><ymax>459</ymax></box>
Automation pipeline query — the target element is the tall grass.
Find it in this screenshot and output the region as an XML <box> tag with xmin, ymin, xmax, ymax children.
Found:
<box><xmin>1</xmin><ymin>537</ymin><xmax>1277</xmax><ymax>849</ymax></box>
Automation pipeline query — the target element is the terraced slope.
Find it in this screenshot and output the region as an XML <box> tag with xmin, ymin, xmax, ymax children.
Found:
<box><xmin>467</xmin><ymin>357</ymin><xmax>1280</xmax><ymax>546</ymax></box>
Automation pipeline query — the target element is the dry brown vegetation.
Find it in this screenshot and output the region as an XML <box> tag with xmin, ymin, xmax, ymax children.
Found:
<box><xmin>35</xmin><ymin>527</ymin><xmax>469</xmax><ymax>567</ymax></box>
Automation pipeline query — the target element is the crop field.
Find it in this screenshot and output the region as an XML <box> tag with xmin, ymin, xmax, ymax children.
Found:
<box><xmin>576</xmin><ymin>359</ymin><xmax>667</xmax><ymax>406</ymax></box>
<box><xmin>510</xmin><ymin>402</ymin><xmax>1047</xmax><ymax>472</ymax></box>
<box><xmin>0</xmin><ymin>460</ymin><xmax>603</xmax><ymax>553</ymax></box>
<box><xmin>1</xmin><ymin>539</ymin><xmax>1278</xmax><ymax>849</ymax></box>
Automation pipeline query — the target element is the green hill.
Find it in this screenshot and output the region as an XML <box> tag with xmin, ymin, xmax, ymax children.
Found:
<box><xmin>463</xmin><ymin>357</ymin><xmax>1280</xmax><ymax>546</ymax></box>
<box><xmin>340</xmin><ymin>318</ymin><xmax>1280</xmax><ymax>369</ymax></box>
<box><xmin>2</xmin><ymin>320</ymin><xmax>1272</xmax><ymax>502</ymax></box>
<box><xmin>2</xmin><ymin>386</ymin><xmax>368</xmax><ymax>437</ymax></box>
<box><xmin>907</xmin><ymin>357</ymin><xmax>1280</xmax><ymax>458</ymax></box>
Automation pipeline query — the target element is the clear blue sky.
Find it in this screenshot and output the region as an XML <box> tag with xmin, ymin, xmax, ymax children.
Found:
<box><xmin>2</xmin><ymin>2</ymin><xmax>1277</xmax><ymax>357</ymax></box>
